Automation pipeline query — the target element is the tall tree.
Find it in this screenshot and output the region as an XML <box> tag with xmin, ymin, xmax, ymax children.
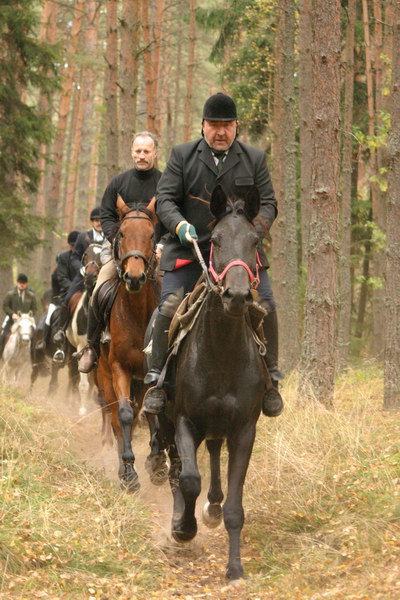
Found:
<box><xmin>0</xmin><ymin>0</ymin><xmax>59</xmax><ymax>275</ymax></box>
<box><xmin>183</xmin><ymin>0</ymin><xmax>196</xmax><ymax>141</ymax></box>
<box><xmin>338</xmin><ymin>0</ymin><xmax>357</xmax><ymax>369</ymax></box>
<box><xmin>299</xmin><ymin>0</ymin><xmax>341</xmax><ymax>407</ymax></box>
<box><xmin>104</xmin><ymin>0</ymin><xmax>119</xmax><ymax>179</ymax></box>
<box><xmin>271</xmin><ymin>0</ymin><xmax>299</xmax><ymax>371</ymax></box>
<box><xmin>298</xmin><ymin>0</ymin><xmax>313</xmax><ymax>267</ymax></box>
<box><xmin>119</xmin><ymin>0</ymin><xmax>140</xmax><ymax>169</ymax></box>
<box><xmin>384</xmin><ymin>0</ymin><xmax>400</xmax><ymax>411</ymax></box>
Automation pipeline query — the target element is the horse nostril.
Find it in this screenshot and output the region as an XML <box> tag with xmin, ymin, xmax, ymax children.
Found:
<box><xmin>222</xmin><ymin>287</ymin><xmax>234</xmax><ymax>301</ymax></box>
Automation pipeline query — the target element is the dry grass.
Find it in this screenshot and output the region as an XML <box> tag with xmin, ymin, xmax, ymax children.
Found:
<box><xmin>0</xmin><ymin>366</ymin><xmax>399</xmax><ymax>599</ymax></box>
<box><xmin>243</xmin><ymin>366</ymin><xmax>400</xmax><ymax>599</ymax></box>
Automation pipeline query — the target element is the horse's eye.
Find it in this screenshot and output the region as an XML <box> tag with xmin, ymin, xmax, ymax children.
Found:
<box><xmin>211</xmin><ymin>236</ymin><xmax>220</xmax><ymax>247</ymax></box>
<box><xmin>119</xmin><ymin>232</ymin><xmax>124</xmax><ymax>238</ymax></box>
<box><xmin>237</xmin><ymin>207</ymin><xmax>244</xmax><ymax>215</ymax></box>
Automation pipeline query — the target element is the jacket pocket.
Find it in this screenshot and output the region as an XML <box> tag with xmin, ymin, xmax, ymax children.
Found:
<box><xmin>235</xmin><ymin>177</ymin><xmax>254</xmax><ymax>186</ymax></box>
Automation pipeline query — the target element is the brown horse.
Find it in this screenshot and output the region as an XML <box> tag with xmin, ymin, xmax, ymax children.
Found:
<box><xmin>96</xmin><ymin>197</ymin><xmax>162</xmax><ymax>491</ymax></box>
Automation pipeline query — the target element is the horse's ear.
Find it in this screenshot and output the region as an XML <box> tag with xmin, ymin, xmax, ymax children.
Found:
<box><xmin>210</xmin><ymin>184</ymin><xmax>228</xmax><ymax>221</ymax></box>
<box><xmin>146</xmin><ymin>196</ymin><xmax>158</xmax><ymax>223</ymax></box>
<box><xmin>116</xmin><ymin>194</ymin><xmax>130</xmax><ymax>219</ymax></box>
<box><xmin>244</xmin><ymin>186</ymin><xmax>260</xmax><ymax>222</ymax></box>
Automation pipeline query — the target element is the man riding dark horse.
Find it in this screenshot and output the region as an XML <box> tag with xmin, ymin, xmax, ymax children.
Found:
<box><xmin>52</xmin><ymin>208</ymin><xmax>104</xmax><ymax>363</ymax></box>
<box><xmin>143</xmin><ymin>92</ymin><xmax>284</xmax><ymax>417</ymax></box>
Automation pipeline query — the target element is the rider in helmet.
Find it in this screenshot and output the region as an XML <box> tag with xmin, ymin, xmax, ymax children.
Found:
<box><xmin>35</xmin><ymin>230</ymin><xmax>80</xmax><ymax>352</ymax></box>
<box><xmin>143</xmin><ymin>92</ymin><xmax>283</xmax><ymax>417</ymax></box>
<box><xmin>0</xmin><ymin>273</ymin><xmax>37</xmax><ymax>359</ymax></box>
<box><xmin>52</xmin><ymin>208</ymin><xmax>104</xmax><ymax>363</ymax></box>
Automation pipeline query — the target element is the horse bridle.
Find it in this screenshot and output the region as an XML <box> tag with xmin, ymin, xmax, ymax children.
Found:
<box><xmin>208</xmin><ymin>242</ymin><xmax>262</xmax><ymax>290</ymax></box>
<box><xmin>81</xmin><ymin>243</ymin><xmax>103</xmax><ymax>276</ymax></box>
<box><xmin>113</xmin><ymin>208</ymin><xmax>157</xmax><ymax>280</ymax></box>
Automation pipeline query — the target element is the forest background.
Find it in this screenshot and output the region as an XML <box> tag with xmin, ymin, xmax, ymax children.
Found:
<box><xmin>0</xmin><ymin>0</ymin><xmax>399</xmax><ymax>408</ymax></box>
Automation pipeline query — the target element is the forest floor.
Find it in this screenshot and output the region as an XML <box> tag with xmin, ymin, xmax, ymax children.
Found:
<box><xmin>0</xmin><ymin>365</ymin><xmax>399</xmax><ymax>600</ymax></box>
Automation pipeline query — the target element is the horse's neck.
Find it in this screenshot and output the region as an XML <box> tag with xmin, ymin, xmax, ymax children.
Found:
<box><xmin>118</xmin><ymin>279</ymin><xmax>157</xmax><ymax>319</ymax></box>
<box><xmin>196</xmin><ymin>292</ymin><xmax>249</xmax><ymax>348</ymax></box>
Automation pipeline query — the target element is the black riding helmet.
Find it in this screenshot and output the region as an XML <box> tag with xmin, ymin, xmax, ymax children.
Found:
<box><xmin>202</xmin><ymin>92</ymin><xmax>238</xmax><ymax>121</ymax></box>
<box><xmin>90</xmin><ymin>206</ymin><xmax>101</xmax><ymax>220</ymax></box>
<box><xmin>67</xmin><ymin>230</ymin><xmax>80</xmax><ymax>245</ymax></box>
<box><xmin>17</xmin><ymin>273</ymin><xmax>28</xmax><ymax>283</ymax></box>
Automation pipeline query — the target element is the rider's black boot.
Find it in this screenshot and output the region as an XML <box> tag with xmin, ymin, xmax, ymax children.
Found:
<box><xmin>74</xmin><ymin>304</ymin><xmax>101</xmax><ymax>373</ymax></box>
<box><xmin>53</xmin><ymin>304</ymin><xmax>69</xmax><ymax>344</ymax></box>
<box><xmin>143</xmin><ymin>313</ymin><xmax>172</xmax><ymax>414</ymax></box>
<box><xmin>262</xmin><ymin>310</ymin><xmax>284</xmax><ymax>417</ymax></box>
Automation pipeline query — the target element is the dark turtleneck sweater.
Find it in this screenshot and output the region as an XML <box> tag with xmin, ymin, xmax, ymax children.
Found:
<box><xmin>101</xmin><ymin>166</ymin><xmax>162</xmax><ymax>242</ymax></box>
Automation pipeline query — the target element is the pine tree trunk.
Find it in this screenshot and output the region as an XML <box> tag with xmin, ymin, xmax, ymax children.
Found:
<box><xmin>183</xmin><ymin>0</ymin><xmax>196</xmax><ymax>142</ymax></box>
<box><xmin>384</xmin><ymin>1</ymin><xmax>400</xmax><ymax>410</ymax></box>
<box><xmin>119</xmin><ymin>0</ymin><xmax>139</xmax><ymax>169</ymax></box>
<box><xmin>76</xmin><ymin>1</ymin><xmax>99</xmax><ymax>227</ymax></box>
<box><xmin>338</xmin><ymin>0</ymin><xmax>356</xmax><ymax>369</ymax></box>
<box><xmin>271</xmin><ymin>0</ymin><xmax>299</xmax><ymax>372</ymax></box>
<box><xmin>142</xmin><ymin>0</ymin><xmax>156</xmax><ymax>131</ymax></box>
<box><xmin>64</xmin><ymin>72</ymin><xmax>84</xmax><ymax>231</ymax></box>
<box><xmin>104</xmin><ymin>0</ymin><xmax>119</xmax><ymax>179</ymax></box>
<box><xmin>299</xmin><ymin>0</ymin><xmax>313</xmax><ymax>267</ymax></box>
<box><xmin>299</xmin><ymin>0</ymin><xmax>341</xmax><ymax>407</ymax></box>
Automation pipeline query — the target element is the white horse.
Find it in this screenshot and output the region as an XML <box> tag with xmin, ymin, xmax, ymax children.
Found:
<box><xmin>2</xmin><ymin>313</ymin><xmax>36</xmax><ymax>384</ymax></box>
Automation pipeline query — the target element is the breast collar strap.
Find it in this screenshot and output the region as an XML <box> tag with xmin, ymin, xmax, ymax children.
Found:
<box><xmin>208</xmin><ymin>243</ymin><xmax>262</xmax><ymax>289</ymax></box>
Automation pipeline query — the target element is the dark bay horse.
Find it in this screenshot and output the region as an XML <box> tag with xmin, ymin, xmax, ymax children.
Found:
<box><xmin>96</xmin><ymin>196</ymin><xmax>162</xmax><ymax>491</ymax></box>
<box><xmin>158</xmin><ymin>185</ymin><xmax>268</xmax><ymax>583</ymax></box>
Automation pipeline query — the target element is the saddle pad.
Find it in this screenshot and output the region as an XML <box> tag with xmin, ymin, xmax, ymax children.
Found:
<box><xmin>168</xmin><ymin>282</ymin><xmax>208</xmax><ymax>348</ymax></box>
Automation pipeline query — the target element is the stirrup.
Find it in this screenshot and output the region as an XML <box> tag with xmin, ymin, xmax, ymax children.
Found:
<box><xmin>53</xmin><ymin>349</ymin><xmax>65</xmax><ymax>364</ymax></box>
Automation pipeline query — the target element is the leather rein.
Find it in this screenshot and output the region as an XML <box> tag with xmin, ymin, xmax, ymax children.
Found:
<box><xmin>113</xmin><ymin>208</ymin><xmax>157</xmax><ymax>280</ymax></box>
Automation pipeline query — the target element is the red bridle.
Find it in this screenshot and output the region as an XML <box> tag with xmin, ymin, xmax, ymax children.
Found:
<box><xmin>208</xmin><ymin>242</ymin><xmax>262</xmax><ymax>289</ymax></box>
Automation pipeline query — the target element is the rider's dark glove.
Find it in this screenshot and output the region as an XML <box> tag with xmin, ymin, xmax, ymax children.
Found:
<box><xmin>176</xmin><ymin>221</ymin><xmax>198</xmax><ymax>247</ymax></box>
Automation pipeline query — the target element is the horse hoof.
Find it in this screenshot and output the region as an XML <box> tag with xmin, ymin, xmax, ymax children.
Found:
<box><xmin>120</xmin><ymin>473</ymin><xmax>140</xmax><ymax>493</ymax></box>
<box><xmin>228</xmin><ymin>576</ymin><xmax>245</xmax><ymax>587</ymax></box>
<box><xmin>202</xmin><ymin>501</ymin><xmax>223</xmax><ymax>528</ymax></box>
<box><xmin>172</xmin><ymin>518</ymin><xmax>197</xmax><ymax>543</ymax></box>
<box><xmin>145</xmin><ymin>454</ymin><xmax>169</xmax><ymax>486</ymax></box>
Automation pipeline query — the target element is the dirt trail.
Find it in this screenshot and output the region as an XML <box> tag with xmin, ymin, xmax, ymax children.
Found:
<box><xmin>28</xmin><ymin>374</ymin><xmax>254</xmax><ymax>599</ymax></box>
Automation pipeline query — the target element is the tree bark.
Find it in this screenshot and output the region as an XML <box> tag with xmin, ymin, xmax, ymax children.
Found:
<box><xmin>338</xmin><ymin>0</ymin><xmax>356</xmax><ymax>369</ymax></box>
<box><xmin>271</xmin><ymin>0</ymin><xmax>299</xmax><ymax>372</ymax></box>
<box><xmin>384</xmin><ymin>0</ymin><xmax>400</xmax><ymax>410</ymax></box>
<box><xmin>299</xmin><ymin>0</ymin><xmax>341</xmax><ymax>407</ymax></box>
<box><xmin>183</xmin><ymin>0</ymin><xmax>196</xmax><ymax>142</ymax></box>
<box><xmin>119</xmin><ymin>0</ymin><xmax>140</xmax><ymax>169</ymax></box>
<box><xmin>299</xmin><ymin>0</ymin><xmax>313</xmax><ymax>267</ymax></box>
<box><xmin>104</xmin><ymin>0</ymin><xmax>119</xmax><ymax>179</ymax></box>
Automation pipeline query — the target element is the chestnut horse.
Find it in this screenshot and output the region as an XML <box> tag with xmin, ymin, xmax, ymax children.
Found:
<box><xmin>97</xmin><ymin>197</ymin><xmax>162</xmax><ymax>491</ymax></box>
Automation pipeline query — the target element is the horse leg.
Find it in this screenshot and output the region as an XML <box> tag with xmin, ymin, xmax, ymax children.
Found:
<box><xmin>111</xmin><ymin>362</ymin><xmax>140</xmax><ymax>492</ymax></box>
<box><xmin>224</xmin><ymin>425</ymin><xmax>256</xmax><ymax>582</ymax></box>
<box><xmin>47</xmin><ymin>363</ymin><xmax>59</xmax><ymax>396</ymax></box>
<box><xmin>77</xmin><ymin>371</ymin><xmax>91</xmax><ymax>416</ymax></box>
<box><xmin>172</xmin><ymin>415</ymin><xmax>201</xmax><ymax>542</ymax></box>
<box><xmin>144</xmin><ymin>413</ymin><xmax>168</xmax><ymax>486</ymax></box>
<box><xmin>202</xmin><ymin>438</ymin><xmax>224</xmax><ymax>528</ymax></box>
